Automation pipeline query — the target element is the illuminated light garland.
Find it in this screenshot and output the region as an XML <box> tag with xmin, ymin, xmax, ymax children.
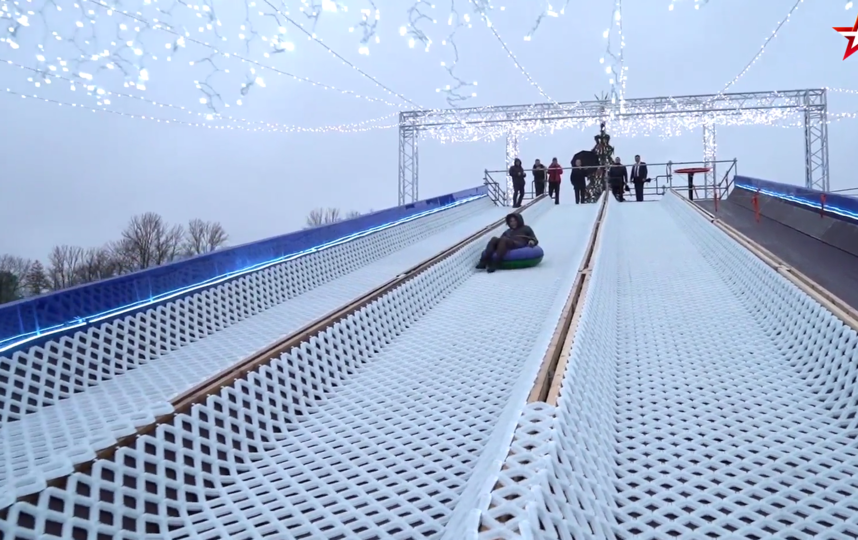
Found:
<box><xmin>713</xmin><ymin>0</ymin><xmax>804</xmax><ymax>96</ymax></box>
<box><xmin>0</xmin><ymin>0</ymin><xmax>405</xmax><ymax>111</ymax></box>
<box><xmin>469</xmin><ymin>0</ymin><xmax>558</xmax><ymax>105</ymax></box>
<box><xmin>412</xmin><ymin>98</ymin><xmax>820</xmax><ymax>145</ymax></box>
<box><xmin>262</xmin><ymin>0</ymin><xmax>423</xmax><ymax>108</ymax></box>
<box><xmin>522</xmin><ymin>0</ymin><xmax>572</xmax><ymax>41</ymax></box>
<box><xmin>2</xmin><ymin>86</ymin><xmax>401</xmax><ymax>134</ymax></box>
<box><xmin>668</xmin><ymin>0</ymin><xmax>707</xmax><ymax>11</ymax></box>
<box><xmin>402</xmin><ymin>0</ymin><xmax>435</xmax><ymax>53</ymax></box>
<box><xmin>12</xmin><ymin>68</ymin><xmax>858</xmax><ymax>140</ymax></box>
<box><xmin>827</xmin><ymin>86</ymin><xmax>858</xmax><ymax>95</ymax></box>
<box><xmin>602</xmin><ymin>0</ymin><xmax>627</xmax><ymax>115</ymax></box>
<box><xmin>2</xmin><ymin>58</ymin><xmax>397</xmax><ymax>130</ymax></box>
<box><xmin>670</xmin><ymin>0</ymin><xmax>853</xmax><ymax>11</ymax></box>
<box><xmin>434</xmin><ymin>1</ymin><xmax>479</xmax><ymax>106</ymax></box>
<box><xmin>83</xmin><ymin>0</ymin><xmax>407</xmax><ymax>108</ymax></box>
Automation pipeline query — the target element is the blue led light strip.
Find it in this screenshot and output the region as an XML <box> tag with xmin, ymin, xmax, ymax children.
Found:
<box><xmin>0</xmin><ymin>194</ymin><xmax>486</xmax><ymax>353</ymax></box>
<box><xmin>734</xmin><ymin>184</ymin><xmax>858</xmax><ymax>222</ymax></box>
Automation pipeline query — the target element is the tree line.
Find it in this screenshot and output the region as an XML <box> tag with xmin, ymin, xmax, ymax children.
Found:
<box><xmin>0</xmin><ymin>213</ymin><xmax>228</xmax><ymax>305</ymax></box>
<box><xmin>304</xmin><ymin>207</ymin><xmax>372</xmax><ymax>229</ymax></box>
<box><xmin>0</xmin><ymin>206</ymin><xmax>369</xmax><ymax>306</ymax></box>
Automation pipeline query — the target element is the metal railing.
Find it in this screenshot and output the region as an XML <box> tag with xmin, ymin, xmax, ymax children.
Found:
<box><xmin>483</xmin><ymin>171</ymin><xmax>507</xmax><ymax>206</ymax></box>
<box><xmin>712</xmin><ymin>159</ymin><xmax>739</xmax><ymax>207</ymax></box>
<box><xmin>485</xmin><ymin>159</ymin><xmax>739</xmax><ymax>203</ymax></box>
<box><xmin>484</xmin><ymin>169</ymin><xmax>547</xmax><ymax>206</ymax></box>
<box><xmin>827</xmin><ymin>187</ymin><xmax>858</xmax><ymax>198</ymax></box>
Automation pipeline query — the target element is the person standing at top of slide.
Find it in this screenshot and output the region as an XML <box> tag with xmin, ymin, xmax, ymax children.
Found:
<box><xmin>509</xmin><ymin>158</ymin><xmax>527</xmax><ymax>208</ymax></box>
<box><xmin>547</xmin><ymin>158</ymin><xmax>563</xmax><ymax>205</ymax></box>
<box><xmin>532</xmin><ymin>159</ymin><xmax>547</xmax><ymax>196</ymax></box>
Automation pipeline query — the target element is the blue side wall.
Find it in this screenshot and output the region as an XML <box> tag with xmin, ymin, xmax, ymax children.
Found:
<box><xmin>0</xmin><ymin>186</ymin><xmax>487</xmax><ymax>351</ymax></box>
<box><xmin>734</xmin><ymin>176</ymin><xmax>858</xmax><ymax>223</ymax></box>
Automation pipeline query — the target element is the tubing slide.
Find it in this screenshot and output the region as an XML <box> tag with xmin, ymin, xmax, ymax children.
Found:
<box><xmin>2</xmin><ymin>179</ymin><xmax>858</xmax><ymax>540</ymax></box>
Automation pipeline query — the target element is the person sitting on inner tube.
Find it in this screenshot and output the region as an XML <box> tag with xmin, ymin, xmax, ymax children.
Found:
<box><xmin>476</xmin><ymin>213</ymin><xmax>539</xmax><ymax>273</ymax></box>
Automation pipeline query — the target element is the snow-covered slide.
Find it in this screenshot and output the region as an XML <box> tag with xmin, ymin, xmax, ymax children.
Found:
<box><xmin>0</xmin><ymin>197</ymin><xmax>602</xmax><ymax>539</ymax></box>
<box><xmin>479</xmin><ymin>192</ymin><xmax>858</xmax><ymax>540</ymax></box>
<box><xmin>0</xmin><ymin>191</ymin><xmax>506</xmax><ymax>506</ymax></box>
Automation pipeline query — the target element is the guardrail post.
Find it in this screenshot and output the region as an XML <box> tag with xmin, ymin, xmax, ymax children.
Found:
<box><xmin>820</xmin><ymin>193</ymin><xmax>826</xmax><ymax>218</ymax></box>
<box><xmin>753</xmin><ymin>189</ymin><xmax>761</xmax><ymax>223</ymax></box>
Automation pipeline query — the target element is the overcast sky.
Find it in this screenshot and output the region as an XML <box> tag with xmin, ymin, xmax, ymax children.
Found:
<box><xmin>1</xmin><ymin>0</ymin><xmax>856</xmax><ymax>261</ymax></box>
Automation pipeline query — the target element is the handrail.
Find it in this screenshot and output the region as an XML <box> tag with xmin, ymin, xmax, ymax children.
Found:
<box><xmin>483</xmin><ymin>170</ymin><xmax>508</xmax><ymax>206</ymax></box>
<box><xmin>713</xmin><ymin>158</ymin><xmax>738</xmax><ymax>203</ymax></box>
<box><xmin>828</xmin><ymin>187</ymin><xmax>858</xmax><ymax>195</ymax></box>
<box><xmin>488</xmin><ymin>158</ymin><xmax>737</xmax><ymax>203</ymax></box>
<box><xmin>484</xmin><ymin>159</ymin><xmax>737</xmax><ymax>175</ymax></box>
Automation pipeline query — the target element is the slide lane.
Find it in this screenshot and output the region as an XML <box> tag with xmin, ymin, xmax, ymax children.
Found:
<box><xmin>481</xmin><ymin>193</ymin><xmax>858</xmax><ymax>540</ymax></box>
<box><xmin>0</xmin><ymin>196</ymin><xmax>507</xmax><ymax>504</ymax></box>
<box><xmin>0</xmin><ymin>198</ymin><xmax>601</xmax><ymax>540</ymax></box>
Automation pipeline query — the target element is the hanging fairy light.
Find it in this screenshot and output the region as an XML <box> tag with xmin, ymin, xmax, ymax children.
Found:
<box><xmin>2</xmin><ymin>86</ymin><xmax>403</xmax><ymax>134</ymax></box>
<box><xmin>469</xmin><ymin>0</ymin><xmax>558</xmax><ymax>105</ymax></box>
<box><xmin>714</xmin><ymin>0</ymin><xmax>804</xmax><ymax>96</ymax></box>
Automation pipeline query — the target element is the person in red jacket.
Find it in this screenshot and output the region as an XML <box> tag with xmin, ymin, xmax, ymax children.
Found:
<box><xmin>547</xmin><ymin>157</ymin><xmax>563</xmax><ymax>205</ymax></box>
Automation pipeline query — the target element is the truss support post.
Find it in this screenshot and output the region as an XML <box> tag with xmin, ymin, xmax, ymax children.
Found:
<box><xmin>398</xmin><ymin>117</ymin><xmax>419</xmax><ymax>205</ymax></box>
<box><xmin>803</xmin><ymin>90</ymin><xmax>830</xmax><ymax>192</ymax></box>
<box><xmin>505</xmin><ymin>130</ymin><xmax>520</xmax><ymax>205</ymax></box>
<box><xmin>703</xmin><ymin>121</ymin><xmax>717</xmax><ymax>200</ymax></box>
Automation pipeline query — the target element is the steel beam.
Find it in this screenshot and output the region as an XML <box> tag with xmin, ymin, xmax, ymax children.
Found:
<box><xmin>803</xmin><ymin>90</ymin><xmax>830</xmax><ymax>192</ymax></box>
<box><xmin>703</xmin><ymin>122</ymin><xmax>717</xmax><ymax>199</ymax></box>
<box><xmin>398</xmin><ymin>88</ymin><xmax>828</xmax><ymax>201</ymax></box>
<box><xmin>398</xmin><ymin>115</ymin><xmax>419</xmax><ymax>205</ymax></box>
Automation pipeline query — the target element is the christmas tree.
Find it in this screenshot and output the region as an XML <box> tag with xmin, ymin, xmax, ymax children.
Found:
<box><xmin>585</xmin><ymin>122</ymin><xmax>614</xmax><ymax>201</ymax></box>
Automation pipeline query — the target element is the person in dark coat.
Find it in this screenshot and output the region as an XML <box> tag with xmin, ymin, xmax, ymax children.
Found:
<box><xmin>547</xmin><ymin>158</ymin><xmax>563</xmax><ymax>204</ymax></box>
<box><xmin>476</xmin><ymin>213</ymin><xmax>538</xmax><ymax>273</ymax></box>
<box><xmin>608</xmin><ymin>157</ymin><xmax>628</xmax><ymax>202</ymax></box>
<box><xmin>630</xmin><ymin>154</ymin><xmax>648</xmax><ymax>202</ymax></box>
<box><xmin>570</xmin><ymin>158</ymin><xmax>588</xmax><ymax>204</ymax></box>
<box><xmin>509</xmin><ymin>158</ymin><xmax>527</xmax><ymax>208</ymax></box>
<box><xmin>532</xmin><ymin>159</ymin><xmax>547</xmax><ymax>196</ymax></box>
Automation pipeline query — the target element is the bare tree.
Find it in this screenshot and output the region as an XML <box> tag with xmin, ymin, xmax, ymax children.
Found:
<box><xmin>116</xmin><ymin>212</ymin><xmax>185</xmax><ymax>270</ymax></box>
<box><xmin>24</xmin><ymin>260</ymin><xmax>50</xmax><ymax>297</ymax></box>
<box><xmin>47</xmin><ymin>245</ymin><xmax>85</xmax><ymax>290</ymax></box>
<box><xmin>305</xmin><ymin>207</ymin><xmax>345</xmax><ymax>228</ymax></box>
<box><xmin>345</xmin><ymin>210</ymin><xmax>362</xmax><ymax>220</ymax></box>
<box><xmin>0</xmin><ymin>254</ymin><xmax>32</xmax><ymax>280</ymax></box>
<box><xmin>75</xmin><ymin>247</ymin><xmax>121</xmax><ymax>284</ymax></box>
<box><xmin>184</xmin><ymin>219</ymin><xmax>229</xmax><ymax>256</ymax></box>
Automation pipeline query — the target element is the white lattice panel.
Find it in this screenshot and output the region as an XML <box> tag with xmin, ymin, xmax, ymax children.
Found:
<box><xmin>0</xmin><ymin>197</ymin><xmax>510</xmax><ymax>505</ymax></box>
<box><xmin>480</xmin><ymin>193</ymin><xmax>858</xmax><ymax>540</ymax></box>
<box><xmin>0</xmin><ymin>200</ymin><xmax>605</xmax><ymax>539</ymax></box>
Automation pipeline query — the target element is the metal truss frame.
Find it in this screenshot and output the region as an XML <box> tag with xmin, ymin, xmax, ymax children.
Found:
<box><xmin>398</xmin><ymin>116</ymin><xmax>419</xmax><ymax>206</ymax></box>
<box><xmin>803</xmin><ymin>90</ymin><xmax>830</xmax><ymax>194</ymax></box>
<box><xmin>397</xmin><ymin>88</ymin><xmax>830</xmax><ymax>203</ymax></box>
<box><xmin>703</xmin><ymin>121</ymin><xmax>717</xmax><ymax>199</ymax></box>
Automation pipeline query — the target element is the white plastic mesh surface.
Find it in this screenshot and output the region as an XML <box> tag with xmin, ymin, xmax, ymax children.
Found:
<box><xmin>0</xmin><ymin>200</ymin><xmax>605</xmax><ymax>540</ymax></box>
<box><xmin>0</xmin><ymin>197</ymin><xmax>510</xmax><ymax>505</ymax></box>
<box><xmin>479</xmin><ymin>193</ymin><xmax>858</xmax><ymax>540</ymax></box>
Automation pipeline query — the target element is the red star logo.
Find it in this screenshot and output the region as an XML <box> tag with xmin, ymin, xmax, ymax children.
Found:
<box><xmin>834</xmin><ymin>14</ymin><xmax>858</xmax><ymax>60</ymax></box>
